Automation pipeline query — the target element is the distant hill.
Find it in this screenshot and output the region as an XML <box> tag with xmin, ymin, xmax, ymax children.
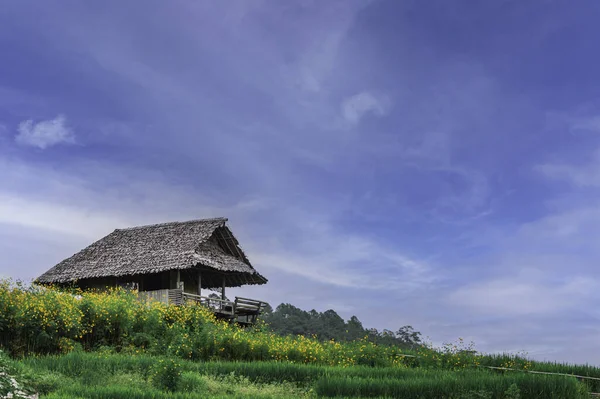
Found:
<box><xmin>259</xmin><ymin>303</ymin><xmax>423</xmax><ymax>349</ymax></box>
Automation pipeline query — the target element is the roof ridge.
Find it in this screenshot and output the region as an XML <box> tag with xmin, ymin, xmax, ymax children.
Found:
<box><xmin>115</xmin><ymin>217</ymin><xmax>228</xmax><ymax>231</ymax></box>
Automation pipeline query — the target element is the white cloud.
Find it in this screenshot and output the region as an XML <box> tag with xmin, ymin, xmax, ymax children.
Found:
<box><xmin>0</xmin><ymin>193</ymin><xmax>126</xmax><ymax>240</ymax></box>
<box><xmin>570</xmin><ymin>115</ymin><xmax>600</xmax><ymax>133</ymax></box>
<box><xmin>250</xmin><ymin>214</ymin><xmax>435</xmax><ymax>291</ymax></box>
<box><xmin>0</xmin><ymin>157</ymin><xmax>214</xmax><ymax>235</ymax></box>
<box><xmin>448</xmin><ymin>274</ymin><xmax>597</xmax><ymax>316</ymax></box>
<box><xmin>341</xmin><ymin>91</ymin><xmax>391</xmax><ymax>126</ymax></box>
<box><xmin>536</xmin><ymin>117</ymin><xmax>600</xmax><ymax>186</ymax></box>
<box><xmin>517</xmin><ymin>206</ymin><xmax>600</xmax><ymax>240</ymax></box>
<box><xmin>15</xmin><ymin>115</ymin><xmax>74</xmax><ymax>149</ymax></box>
<box><xmin>536</xmin><ymin>160</ymin><xmax>600</xmax><ymax>187</ymax></box>
<box><xmin>0</xmin><ymin>124</ymin><xmax>8</xmax><ymax>147</ymax></box>
<box><xmin>545</xmin><ymin>112</ymin><xmax>600</xmax><ymax>135</ymax></box>
<box><xmin>0</xmin><ymin>156</ymin><xmax>436</xmax><ymax>295</ymax></box>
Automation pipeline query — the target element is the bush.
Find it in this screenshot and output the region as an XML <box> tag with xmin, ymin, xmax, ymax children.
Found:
<box><xmin>178</xmin><ymin>371</ymin><xmax>208</xmax><ymax>393</ymax></box>
<box><xmin>29</xmin><ymin>371</ymin><xmax>64</xmax><ymax>395</ymax></box>
<box><xmin>131</xmin><ymin>332</ymin><xmax>155</xmax><ymax>350</ymax></box>
<box><xmin>504</xmin><ymin>383</ymin><xmax>521</xmax><ymax>399</ymax></box>
<box><xmin>151</xmin><ymin>358</ymin><xmax>182</xmax><ymax>392</ymax></box>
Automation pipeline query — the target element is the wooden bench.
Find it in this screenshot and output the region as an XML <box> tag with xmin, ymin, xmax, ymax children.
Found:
<box><xmin>233</xmin><ymin>297</ymin><xmax>269</xmax><ymax>326</ymax></box>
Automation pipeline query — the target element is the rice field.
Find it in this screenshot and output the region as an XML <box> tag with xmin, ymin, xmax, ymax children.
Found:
<box><xmin>1</xmin><ymin>351</ymin><xmax>589</xmax><ymax>398</ymax></box>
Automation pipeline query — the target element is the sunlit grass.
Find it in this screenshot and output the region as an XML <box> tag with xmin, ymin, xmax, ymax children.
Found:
<box><xmin>18</xmin><ymin>352</ymin><xmax>592</xmax><ymax>398</ymax></box>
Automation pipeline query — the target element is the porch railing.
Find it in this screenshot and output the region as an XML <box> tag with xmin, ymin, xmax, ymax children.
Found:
<box><xmin>181</xmin><ymin>292</ymin><xmax>235</xmax><ymax>316</ymax></box>
<box><xmin>138</xmin><ymin>289</ymin><xmax>268</xmax><ymax>325</ymax></box>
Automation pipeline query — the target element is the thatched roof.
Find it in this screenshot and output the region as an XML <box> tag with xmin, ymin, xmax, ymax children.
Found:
<box><xmin>36</xmin><ymin>217</ymin><xmax>267</xmax><ymax>287</ymax></box>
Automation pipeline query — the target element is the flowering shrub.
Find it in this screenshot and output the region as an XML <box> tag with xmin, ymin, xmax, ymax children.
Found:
<box><xmin>0</xmin><ymin>280</ymin><xmax>412</xmax><ymax>367</ymax></box>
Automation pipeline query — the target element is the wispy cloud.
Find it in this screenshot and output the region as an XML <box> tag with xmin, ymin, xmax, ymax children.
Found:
<box><xmin>536</xmin><ymin>110</ymin><xmax>600</xmax><ymax>188</ymax></box>
<box><xmin>0</xmin><ymin>193</ymin><xmax>124</xmax><ymax>239</ymax></box>
<box><xmin>0</xmin><ymin>156</ymin><xmax>435</xmax><ymax>297</ymax></box>
<box><xmin>448</xmin><ymin>273</ymin><xmax>597</xmax><ymax>316</ymax></box>
<box><xmin>569</xmin><ymin>115</ymin><xmax>600</xmax><ymax>134</ymax></box>
<box><xmin>256</xmin><ymin>232</ymin><xmax>434</xmax><ymax>291</ymax></box>
<box><xmin>341</xmin><ymin>91</ymin><xmax>391</xmax><ymax>126</ymax></box>
<box><xmin>536</xmin><ymin>152</ymin><xmax>600</xmax><ymax>188</ymax></box>
<box><xmin>15</xmin><ymin>115</ymin><xmax>74</xmax><ymax>149</ymax></box>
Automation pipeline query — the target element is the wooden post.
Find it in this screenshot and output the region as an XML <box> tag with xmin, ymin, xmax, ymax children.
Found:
<box><xmin>176</xmin><ymin>270</ymin><xmax>181</xmax><ymax>290</ymax></box>
<box><xmin>221</xmin><ymin>275</ymin><xmax>226</xmax><ymax>300</ymax></box>
<box><xmin>197</xmin><ymin>271</ymin><xmax>202</xmax><ymax>296</ymax></box>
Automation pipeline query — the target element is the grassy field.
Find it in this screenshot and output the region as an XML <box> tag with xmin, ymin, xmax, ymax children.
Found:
<box><xmin>0</xmin><ymin>283</ymin><xmax>599</xmax><ymax>398</ymax></box>
<box><xmin>2</xmin><ymin>351</ymin><xmax>590</xmax><ymax>398</ymax></box>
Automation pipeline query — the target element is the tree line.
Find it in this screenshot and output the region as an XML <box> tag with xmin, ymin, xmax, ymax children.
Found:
<box><xmin>258</xmin><ymin>303</ymin><xmax>422</xmax><ymax>349</ymax></box>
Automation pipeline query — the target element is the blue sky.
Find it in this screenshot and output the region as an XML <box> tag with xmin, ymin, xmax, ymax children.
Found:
<box><xmin>2</xmin><ymin>0</ymin><xmax>600</xmax><ymax>363</ymax></box>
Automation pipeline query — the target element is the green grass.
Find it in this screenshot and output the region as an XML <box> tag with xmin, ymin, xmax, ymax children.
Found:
<box><xmin>18</xmin><ymin>353</ymin><xmax>313</xmax><ymax>398</ymax></box>
<box><xmin>475</xmin><ymin>353</ymin><xmax>600</xmax><ymax>392</ymax></box>
<box><xmin>315</xmin><ymin>373</ymin><xmax>588</xmax><ymax>398</ymax></box>
<box><xmin>20</xmin><ymin>351</ymin><xmax>431</xmax><ymax>387</ymax></box>
<box><xmin>1</xmin><ymin>285</ymin><xmax>599</xmax><ymax>398</ymax></box>
<box><xmin>479</xmin><ymin>352</ymin><xmax>600</xmax><ymax>376</ymax></box>
<box><xmin>11</xmin><ymin>351</ymin><xmax>591</xmax><ymax>398</ymax></box>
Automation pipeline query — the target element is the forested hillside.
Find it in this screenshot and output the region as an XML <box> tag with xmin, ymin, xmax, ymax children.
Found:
<box><xmin>259</xmin><ymin>303</ymin><xmax>422</xmax><ymax>349</ymax></box>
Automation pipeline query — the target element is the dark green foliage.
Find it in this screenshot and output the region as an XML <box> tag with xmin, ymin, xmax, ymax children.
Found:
<box><xmin>346</xmin><ymin>316</ymin><xmax>365</xmax><ymax>341</ymax></box>
<box><xmin>504</xmin><ymin>383</ymin><xmax>521</xmax><ymax>399</ymax></box>
<box><xmin>260</xmin><ymin>303</ymin><xmax>422</xmax><ymax>348</ymax></box>
<box><xmin>396</xmin><ymin>325</ymin><xmax>423</xmax><ymax>348</ymax></box>
<box><xmin>177</xmin><ymin>372</ymin><xmax>208</xmax><ymax>393</ymax></box>
<box><xmin>132</xmin><ymin>332</ymin><xmax>156</xmax><ymax>350</ymax></box>
<box><xmin>151</xmin><ymin>359</ymin><xmax>182</xmax><ymax>392</ymax></box>
<box><xmin>28</xmin><ymin>371</ymin><xmax>65</xmax><ymax>395</ymax></box>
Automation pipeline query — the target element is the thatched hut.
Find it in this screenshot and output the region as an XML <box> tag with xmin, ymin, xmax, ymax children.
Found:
<box><xmin>36</xmin><ymin>218</ymin><xmax>268</xmax><ymax>322</ymax></box>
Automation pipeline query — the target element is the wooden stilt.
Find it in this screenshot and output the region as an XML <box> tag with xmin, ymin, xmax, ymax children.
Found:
<box><xmin>197</xmin><ymin>271</ymin><xmax>202</xmax><ymax>296</ymax></box>
<box><xmin>221</xmin><ymin>275</ymin><xmax>226</xmax><ymax>300</ymax></box>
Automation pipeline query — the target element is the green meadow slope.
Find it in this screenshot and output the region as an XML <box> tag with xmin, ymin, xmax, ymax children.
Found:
<box><xmin>0</xmin><ymin>283</ymin><xmax>597</xmax><ymax>398</ymax></box>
